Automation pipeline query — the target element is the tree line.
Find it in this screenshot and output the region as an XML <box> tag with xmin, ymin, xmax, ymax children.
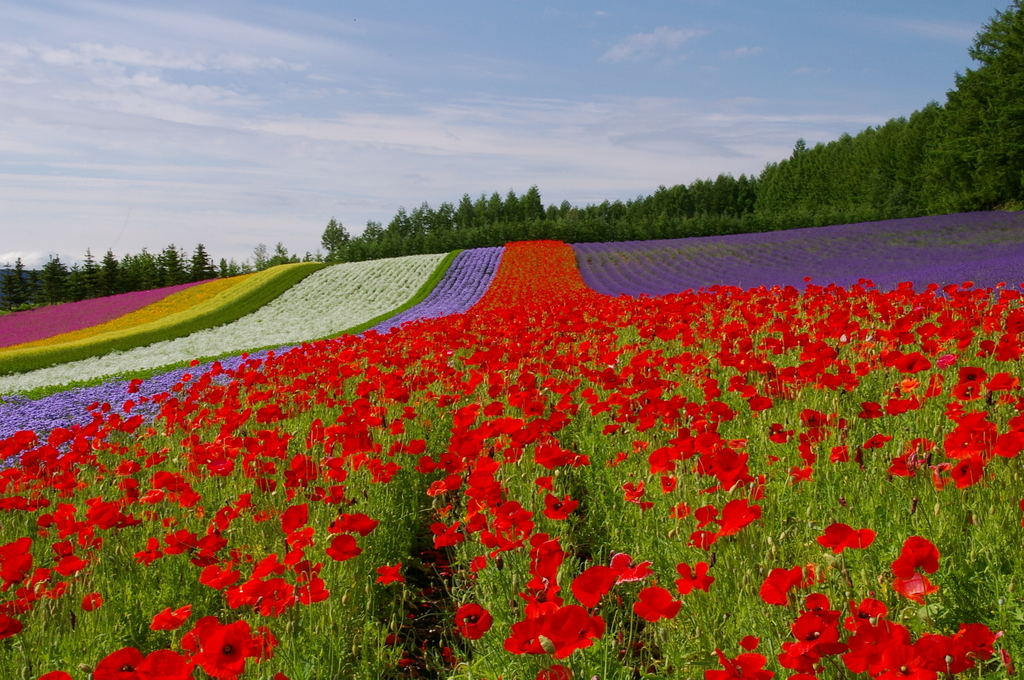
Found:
<box><xmin>0</xmin><ymin>242</ymin><xmax>315</xmax><ymax>312</ymax></box>
<box><xmin>320</xmin><ymin>1</ymin><xmax>1024</xmax><ymax>263</ymax></box>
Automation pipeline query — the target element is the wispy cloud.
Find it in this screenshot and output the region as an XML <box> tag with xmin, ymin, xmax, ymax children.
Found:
<box><xmin>793</xmin><ymin>66</ymin><xmax>832</xmax><ymax>75</ymax></box>
<box><xmin>34</xmin><ymin>42</ymin><xmax>305</xmax><ymax>73</ymax></box>
<box><xmin>724</xmin><ymin>46</ymin><xmax>763</xmax><ymax>58</ymax></box>
<box><xmin>870</xmin><ymin>17</ymin><xmax>977</xmax><ymax>43</ymax></box>
<box><xmin>601</xmin><ymin>26</ymin><xmax>706</xmax><ymax>63</ymax></box>
<box><xmin>0</xmin><ymin>251</ymin><xmax>60</xmax><ymax>269</ymax></box>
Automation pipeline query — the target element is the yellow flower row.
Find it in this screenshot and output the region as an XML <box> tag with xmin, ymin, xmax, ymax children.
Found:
<box><xmin>5</xmin><ymin>275</ymin><xmax>254</xmax><ymax>352</ymax></box>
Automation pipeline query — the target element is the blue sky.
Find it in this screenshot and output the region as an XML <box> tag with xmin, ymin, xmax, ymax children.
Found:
<box><xmin>0</xmin><ymin>0</ymin><xmax>997</xmax><ymax>267</ymax></box>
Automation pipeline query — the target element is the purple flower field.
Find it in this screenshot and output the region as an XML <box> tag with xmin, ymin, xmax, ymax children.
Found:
<box><xmin>370</xmin><ymin>247</ymin><xmax>504</xmax><ymax>334</ymax></box>
<box><xmin>573</xmin><ymin>211</ymin><xmax>1024</xmax><ymax>296</ymax></box>
<box><xmin>0</xmin><ymin>280</ymin><xmax>208</xmax><ymax>349</ymax></box>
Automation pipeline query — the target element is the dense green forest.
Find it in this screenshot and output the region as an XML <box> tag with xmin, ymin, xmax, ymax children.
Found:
<box><xmin>0</xmin><ymin>242</ymin><xmax>315</xmax><ymax>311</ymax></box>
<box><xmin>321</xmin><ymin>1</ymin><xmax>1024</xmax><ymax>263</ymax></box>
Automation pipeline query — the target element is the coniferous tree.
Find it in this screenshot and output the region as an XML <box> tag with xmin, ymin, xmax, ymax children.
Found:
<box><xmin>0</xmin><ymin>258</ymin><xmax>31</xmax><ymax>309</ymax></box>
<box><xmin>38</xmin><ymin>255</ymin><xmax>69</xmax><ymax>305</ymax></box>
<box><xmin>65</xmin><ymin>263</ymin><xmax>85</xmax><ymax>302</ymax></box>
<box><xmin>100</xmin><ymin>249</ymin><xmax>120</xmax><ymax>297</ymax></box>
<box><xmin>158</xmin><ymin>245</ymin><xmax>188</xmax><ymax>286</ymax></box>
<box><xmin>120</xmin><ymin>249</ymin><xmax>161</xmax><ymax>292</ymax></box>
<box><xmin>189</xmin><ymin>244</ymin><xmax>217</xmax><ymax>282</ymax></box>
<box><xmin>81</xmin><ymin>249</ymin><xmax>101</xmax><ymax>299</ymax></box>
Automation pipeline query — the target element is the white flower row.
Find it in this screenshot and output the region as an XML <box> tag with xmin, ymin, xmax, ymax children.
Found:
<box><xmin>0</xmin><ymin>253</ymin><xmax>445</xmax><ymax>394</ymax></box>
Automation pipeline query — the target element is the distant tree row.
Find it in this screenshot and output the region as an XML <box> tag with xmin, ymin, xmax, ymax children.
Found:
<box><xmin>321</xmin><ymin>1</ymin><xmax>1024</xmax><ymax>263</ymax></box>
<box><xmin>0</xmin><ymin>241</ymin><xmax>317</xmax><ymax>312</ymax></box>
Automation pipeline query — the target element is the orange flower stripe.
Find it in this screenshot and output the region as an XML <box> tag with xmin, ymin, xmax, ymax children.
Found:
<box><xmin>4</xmin><ymin>275</ymin><xmax>254</xmax><ymax>351</ymax></box>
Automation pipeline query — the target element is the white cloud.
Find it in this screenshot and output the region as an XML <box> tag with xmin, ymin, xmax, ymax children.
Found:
<box><xmin>880</xmin><ymin>18</ymin><xmax>977</xmax><ymax>43</ymax></box>
<box><xmin>0</xmin><ymin>251</ymin><xmax>58</xmax><ymax>269</ymax></box>
<box><xmin>601</xmin><ymin>26</ymin><xmax>706</xmax><ymax>63</ymax></box>
<box><xmin>725</xmin><ymin>46</ymin><xmax>763</xmax><ymax>58</ymax></box>
<box><xmin>32</xmin><ymin>42</ymin><xmax>305</xmax><ymax>73</ymax></box>
<box><xmin>793</xmin><ymin>66</ymin><xmax>832</xmax><ymax>75</ymax></box>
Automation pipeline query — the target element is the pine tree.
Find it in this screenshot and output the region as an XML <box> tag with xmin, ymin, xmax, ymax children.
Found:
<box><xmin>120</xmin><ymin>249</ymin><xmax>161</xmax><ymax>292</ymax></box>
<box><xmin>0</xmin><ymin>258</ymin><xmax>31</xmax><ymax>310</ymax></box>
<box><xmin>189</xmin><ymin>244</ymin><xmax>217</xmax><ymax>282</ymax></box>
<box><xmin>100</xmin><ymin>249</ymin><xmax>120</xmax><ymax>297</ymax></box>
<box><xmin>159</xmin><ymin>245</ymin><xmax>187</xmax><ymax>286</ymax></box>
<box><xmin>38</xmin><ymin>255</ymin><xmax>69</xmax><ymax>305</ymax></box>
<box><xmin>81</xmin><ymin>249</ymin><xmax>101</xmax><ymax>299</ymax></box>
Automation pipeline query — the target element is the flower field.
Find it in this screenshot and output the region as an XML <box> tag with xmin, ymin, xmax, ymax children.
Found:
<box><xmin>370</xmin><ymin>248</ymin><xmax>503</xmax><ymax>335</ymax></box>
<box><xmin>0</xmin><ymin>264</ymin><xmax>326</xmax><ymax>379</ymax></box>
<box><xmin>0</xmin><ymin>254</ymin><xmax>445</xmax><ymax>395</ymax></box>
<box><xmin>3</xmin><ymin>276</ymin><xmax>254</xmax><ymax>352</ymax></box>
<box><xmin>0</xmin><ymin>229</ymin><xmax>1023</xmax><ymax>679</ymax></box>
<box><xmin>574</xmin><ymin>211</ymin><xmax>1024</xmax><ymax>296</ymax></box>
<box><xmin>0</xmin><ymin>281</ymin><xmax>209</xmax><ymax>349</ymax></box>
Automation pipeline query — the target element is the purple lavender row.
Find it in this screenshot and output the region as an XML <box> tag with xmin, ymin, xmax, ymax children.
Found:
<box><xmin>370</xmin><ymin>247</ymin><xmax>504</xmax><ymax>334</ymax></box>
<box><xmin>0</xmin><ymin>280</ymin><xmax>209</xmax><ymax>348</ymax></box>
<box><xmin>573</xmin><ymin>211</ymin><xmax>1024</xmax><ymax>296</ymax></box>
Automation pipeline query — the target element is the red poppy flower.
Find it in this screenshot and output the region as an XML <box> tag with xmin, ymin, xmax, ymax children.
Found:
<box><xmin>136</xmin><ymin>649</ymin><xmax>195</xmax><ymax>680</ymax></box>
<box><xmin>38</xmin><ymin>673</ymin><xmax>74</xmax><ymax>680</ymax></box>
<box><xmin>543</xmin><ymin>493</ymin><xmax>578</xmax><ymax>520</ymax></box>
<box><xmin>82</xmin><ymin>593</ymin><xmax>104</xmax><ymax>612</ymax></box>
<box><xmin>94</xmin><ymin>647</ymin><xmax>144</xmax><ymax>680</ymax></box>
<box><xmin>633</xmin><ymin>586</ymin><xmax>681</xmax><ymax>622</ymax></box>
<box><xmin>891</xmin><ymin>536</ymin><xmax>939</xmax><ymax>577</ymax></box>
<box><xmin>816</xmin><ymin>523</ymin><xmax>875</xmax><ymax>554</ymax></box>
<box><xmin>536</xmin><ymin>665</ymin><xmax>572</xmax><ymax>680</ymax></box>
<box><xmin>376</xmin><ymin>563</ymin><xmax>404</xmax><ymax>585</ymax></box>
<box><xmin>705</xmin><ymin>649</ymin><xmax>774</xmax><ymax>680</ymax></box>
<box><xmin>571</xmin><ymin>565</ymin><xmax>618</xmax><ymax>608</ymax></box>
<box><xmin>675</xmin><ymin>561</ymin><xmax>714</xmax><ymax>595</ymax></box>
<box><xmin>895</xmin><ymin>352</ymin><xmax>931</xmax><ymax>373</ymax></box>
<box><xmin>950</xmin><ymin>456</ymin><xmax>986</xmax><ymax>488</ymax></box>
<box><xmin>760</xmin><ymin>566</ymin><xmax>803</xmax><ymax>606</ymax></box>
<box><xmin>192</xmin><ymin>619</ymin><xmax>256</xmax><ymax>679</ymax></box>
<box><xmin>716</xmin><ymin>499</ymin><xmax>761</xmax><ymax>536</ymax></box>
<box><xmin>0</xmin><ymin>612</ymin><xmax>22</xmax><ymax>641</ymax></box>
<box><xmin>328</xmin><ymin>513</ymin><xmax>379</xmax><ymax>536</ymax></box>
<box><xmin>151</xmin><ymin>605</ymin><xmax>192</xmax><ymax>631</ymax></box>
<box><xmin>610</xmin><ymin>553</ymin><xmax>653</xmax><ymax>583</ymax></box>
<box><xmin>280</xmin><ymin>503</ymin><xmax>308</xmax><ymax>534</ymax></box>
<box><xmin>325</xmin><ymin>534</ymin><xmax>362</xmax><ymax>561</ymax></box>
<box><xmin>892</xmin><ymin>572</ymin><xmax>939</xmax><ymax>604</ymax></box>
<box><xmin>958</xmin><ymin>366</ymin><xmax>988</xmax><ymax>384</ymax></box>
<box><xmin>431</xmin><ymin>521</ymin><xmax>466</xmax><ymax>548</ymax></box>
<box><xmin>454</xmin><ymin>603</ymin><xmax>493</xmax><ymax>640</ymax></box>
<box><xmin>739</xmin><ymin>635</ymin><xmax>759</xmax><ymax>651</ymax></box>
